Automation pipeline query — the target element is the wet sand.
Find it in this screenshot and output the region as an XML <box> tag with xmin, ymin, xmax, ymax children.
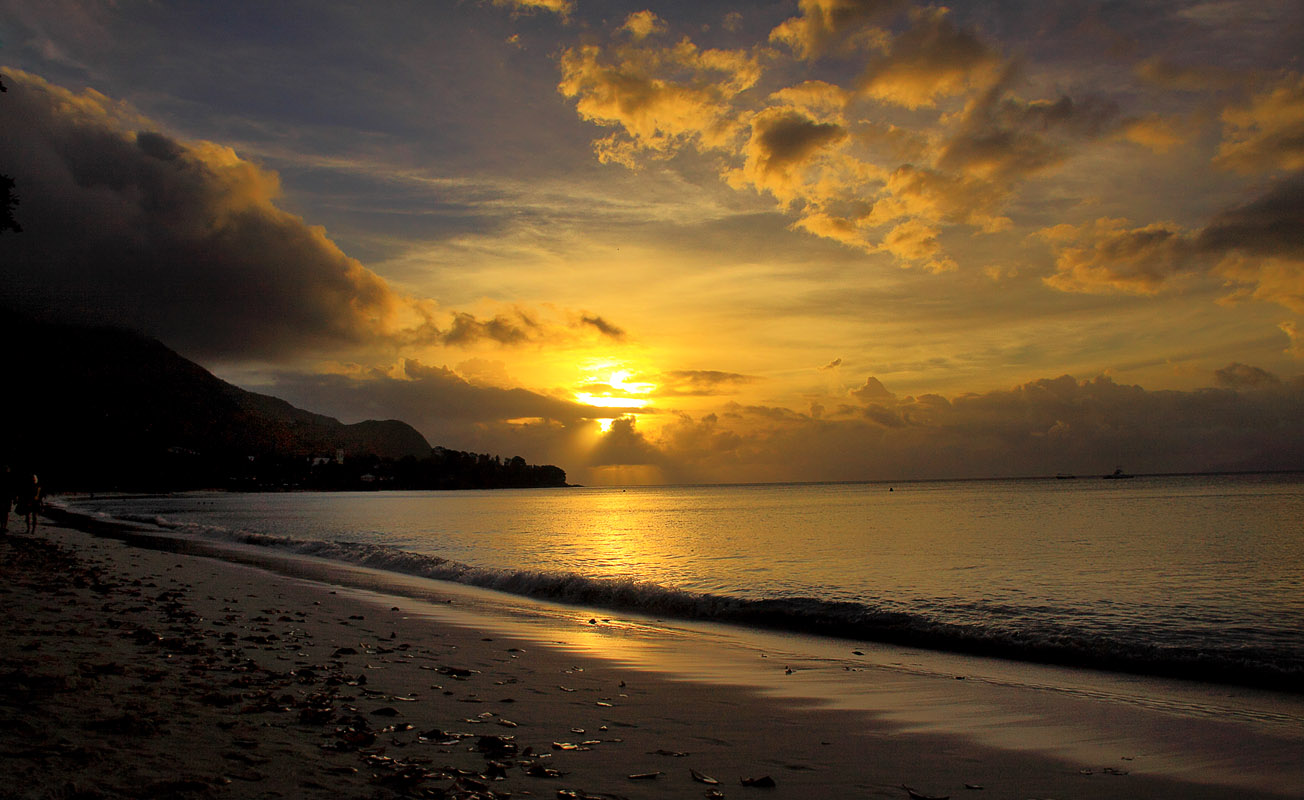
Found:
<box><xmin>0</xmin><ymin>516</ymin><xmax>1297</xmax><ymax>799</ymax></box>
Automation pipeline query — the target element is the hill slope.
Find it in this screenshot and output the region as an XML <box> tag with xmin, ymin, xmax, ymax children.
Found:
<box><xmin>5</xmin><ymin>320</ymin><xmax>561</xmax><ymax>490</ymax></box>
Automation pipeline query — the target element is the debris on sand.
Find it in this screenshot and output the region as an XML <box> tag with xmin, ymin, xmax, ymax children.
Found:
<box><xmin>741</xmin><ymin>775</ymin><xmax>776</xmax><ymax>787</ymax></box>
<box><xmin>691</xmin><ymin>768</ymin><xmax>720</xmax><ymax>785</ymax></box>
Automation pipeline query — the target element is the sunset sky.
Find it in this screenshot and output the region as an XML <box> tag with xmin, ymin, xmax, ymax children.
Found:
<box><xmin>2</xmin><ymin>0</ymin><xmax>1302</xmax><ymax>484</ymax></box>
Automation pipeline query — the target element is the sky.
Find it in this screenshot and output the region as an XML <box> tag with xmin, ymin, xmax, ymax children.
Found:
<box><xmin>1</xmin><ymin>0</ymin><xmax>1302</xmax><ymax>484</ymax></box>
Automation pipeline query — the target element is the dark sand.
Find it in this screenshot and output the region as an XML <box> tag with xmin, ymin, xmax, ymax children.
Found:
<box><xmin>0</xmin><ymin>516</ymin><xmax>1296</xmax><ymax>799</ymax></box>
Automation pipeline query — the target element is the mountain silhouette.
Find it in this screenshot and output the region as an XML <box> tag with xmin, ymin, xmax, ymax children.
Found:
<box><xmin>5</xmin><ymin>319</ymin><xmax>564</xmax><ymax>491</ymax></box>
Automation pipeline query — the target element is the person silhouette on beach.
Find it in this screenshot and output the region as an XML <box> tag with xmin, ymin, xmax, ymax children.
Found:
<box><xmin>0</xmin><ymin>465</ymin><xmax>10</xmax><ymax>533</ymax></box>
<box><xmin>14</xmin><ymin>473</ymin><xmax>41</xmax><ymax>533</ymax></box>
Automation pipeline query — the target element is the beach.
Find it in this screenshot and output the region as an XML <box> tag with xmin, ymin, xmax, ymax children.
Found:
<box><xmin>2</xmin><ymin>513</ymin><xmax>1299</xmax><ymax>800</ymax></box>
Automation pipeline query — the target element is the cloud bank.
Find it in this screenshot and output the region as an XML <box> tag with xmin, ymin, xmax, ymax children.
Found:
<box><xmin>0</xmin><ymin>71</ymin><xmax>440</xmax><ymax>359</ymax></box>
<box><xmin>556</xmin><ymin>3</ymin><xmax>1127</xmax><ymax>274</ymax></box>
<box><xmin>0</xmin><ymin>70</ymin><xmax>622</xmax><ymax>360</ymax></box>
<box><xmin>1043</xmin><ymin>173</ymin><xmax>1304</xmax><ymax>312</ymax></box>
<box><xmin>557</xmin><ymin>4</ymin><xmax>1304</xmax><ymax>320</ymax></box>
<box><xmin>596</xmin><ymin>368</ymin><xmax>1304</xmax><ymax>484</ymax></box>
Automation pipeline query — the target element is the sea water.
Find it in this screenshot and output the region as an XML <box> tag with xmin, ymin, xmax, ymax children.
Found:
<box><xmin>64</xmin><ymin>472</ymin><xmax>1304</xmax><ymax>690</ymax></box>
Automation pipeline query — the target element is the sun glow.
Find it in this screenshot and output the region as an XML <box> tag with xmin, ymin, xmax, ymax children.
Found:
<box><xmin>575</xmin><ymin>363</ymin><xmax>658</xmax><ymax>436</ymax></box>
<box><xmin>605</xmin><ymin>369</ymin><xmax>655</xmax><ymax>395</ymax></box>
<box><xmin>575</xmin><ymin>394</ymin><xmax>648</xmax><ymax>408</ymax></box>
<box><xmin>575</xmin><ymin>364</ymin><xmax>656</xmax><ymax>410</ymax></box>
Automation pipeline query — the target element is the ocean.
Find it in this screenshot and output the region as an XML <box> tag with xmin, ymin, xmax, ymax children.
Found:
<box><xmin>61</xmin><ymin>472</ymin><xmax>1304</xmax><ymax>691</ymax></box>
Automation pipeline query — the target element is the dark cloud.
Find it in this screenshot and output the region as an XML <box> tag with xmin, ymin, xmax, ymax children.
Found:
<box><xmin>1044</xmin><ymin>221</ymin><xmax>1200</xmax><ymax>295</ymax></box>
<box><xmin>656</xmin><ymin>370</ymin><xmax>758</xmax><ymax>396</ymax></box>
<box><xmin>0</xmin><ymin>71</ymin><xmax>441</xmax><ymax>359</ymax></box>
<box><xmin>252</xmin><ymin>358</ymin><xmax>610</xmax><ymax>454</ymax></box>
<box><xmin>430</xmin><ymin>367</ymin><xmax>1304</xmax><ymax>482</ymax></box>
<box><xmin>735</xmin><ymin>107</ymin><xmax>849</xmax><ymax>206</ymax></box>
<box><xmin>1134</xmin><ymin>57</ymin><xmax>1241</xmax><ymax>92</ymax></box>
<box><xmin>940</xmin><ymin>90</ymin><xmax>1121</xmax><ymax>183</ymax></box>
<box><xmin>1046</xmin><ymin>173</ymin><xmax>1304</xmax><ymax>309</ymax></box>
<box><xmin>850</xmin><ymin>376</ymin><xmax>895</xmax><ymax>402</ymax></box>
<box><xmin>588</xmin><ymin>417</ymin><xmax>664</xmax><ymax>467</ymax></box>
<box><xmin>442</xmin><ymin>311</ymin><xmax>537</xmax><ymax>346</ymax></box>
<box><xmin>1214</xmin><ymin>362</ymin><xmax>1282</xmax><ymax>389</ymax></box>
<box><xmin>753</xmin><ymin>111</ymin><xmax>847</xmax><ymax>175</ymax></box>
<box><xmin>1197</xmin><ymin>174</ymin><xmax>1304</xmax><ymax>257</ymax></box>
<box><xmin>0</xmin><ymin>71</ymin><xmax>607</xmax><ymax>359</ymax></box>
<box><xmin>820</xmin><ymin>357</ymin><xmax>843</xmax><ymax>370</ymax></box>
<box><xmin>580</xmin><ymin>314</ymin><xmax>626</xmax><ymax>339</ymax></box>
<box><xmin>861</xmin><ymin>403</ymin><xmax>905</xmax><ymax>427</ymax></box>
<box><xmin>624</xmin><ymin>371</ymin><xmax>1304</xmax><ymax>482</ymax></box>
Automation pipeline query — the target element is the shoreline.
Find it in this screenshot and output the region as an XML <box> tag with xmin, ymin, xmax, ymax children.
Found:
<box><xmin>47</xmin><ymin>491</ymin><xmax>1301</xmax><ymax>696</ymax></box>
<box><xmin>1</xmin><ymin>515</ymin><xmax>1299</xmax><ymax>799</ymax></box>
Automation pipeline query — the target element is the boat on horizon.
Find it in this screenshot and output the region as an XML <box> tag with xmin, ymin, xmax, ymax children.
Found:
<box><xmin>1103</xmin><ymin>467</ymin><xmax>1134</xmax><ymax>479</ymax></box>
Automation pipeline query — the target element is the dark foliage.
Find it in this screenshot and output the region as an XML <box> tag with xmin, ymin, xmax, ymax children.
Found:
<box><xmin>1</xmin><ymin>75</ymin><xmax>21</xmax><ymax>235</ymax></box>
<box><xmin>2</xmin><ymin>318</ymin><xmax>567</xmax><ymax>492</ymax></box>
<box><xmin>0</xmin><ymin>174</ymin><xmax>19</xmax><ymax>234</ymax></box>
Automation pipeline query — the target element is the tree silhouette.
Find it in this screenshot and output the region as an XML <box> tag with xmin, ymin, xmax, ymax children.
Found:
<box><xmin>0</xmin><ymin>76</ymin><xmax>19</xmax><ymax>234</ymax></box>
<box><xmin>0</xmin><ymin>175</ymin><xmax>19</xmax><ymax>235</ymax></box>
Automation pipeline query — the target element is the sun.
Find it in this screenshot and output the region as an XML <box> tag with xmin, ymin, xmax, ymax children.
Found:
<box><xmin>575</xmin><ymin>362</ymin><xmax>657</xmax><ymax>431</ymax></box>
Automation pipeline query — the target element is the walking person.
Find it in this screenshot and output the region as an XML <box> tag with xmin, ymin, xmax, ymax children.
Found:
<box><xmin>0</xmin><ymin>465</ymin><xmax>11</xmax><ymax>533</ymax></box>
<box><xmin>14</xmin><ymin>473</ymin><xmax>41</xmax><ymax>534</ymax></box>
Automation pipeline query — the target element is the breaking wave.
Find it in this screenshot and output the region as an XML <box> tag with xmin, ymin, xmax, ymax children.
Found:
<box><xmin>56</xmin><ymin>504</ymin><xmax>1303</xmax><ymax>692</ymax></box>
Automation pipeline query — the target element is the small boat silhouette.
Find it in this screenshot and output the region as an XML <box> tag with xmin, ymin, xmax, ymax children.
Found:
<box><xmin>1102</xmin><ymin>467</ymin><xmax>1133</xmax><ymax>479</ymax></box>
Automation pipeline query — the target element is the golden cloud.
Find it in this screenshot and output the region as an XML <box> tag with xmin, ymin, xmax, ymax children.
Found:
<box><xmin>622</xmin><ymin>10</ymin><xmax>667</xmax><ymax>40</ymax></box>
<box><xmin>769</xmin><ymin>0</ymin><xmax>903</xmax><ymax>60</ymax></box>
<box><xmin>870</xmin><ymin>165</ymin><xmax>1010</xmax><ymax>232</ymax></box>
<box><xmin>858</xmin><ymin>7</ymin><xmax>1003</xmax><ymax>109</ymax></box>
<box><xmin>1216</xmin><ymin>73</ymin><xmax>1304</xmax><ymax>173</ymax></box>
<box><xmin>557</xmin><ymin>39</ymin><xmax>759</xmax><ymax>164</ymax></box>
<box><xmin>1216</xmin><ymin>255</ymin><xmax>1304</xmax><ymax>314</ymax></box>
<box><xmin>556</xmin><ymin>3</ymin><xmax>1184</xmax><ymax>274</ymax></box>
<box><xmin>792</xmin><ymin>211</ymin><xmax>868</xmax><ymax>249</ymax></box>
<box><xmin>1043</xmin><ymin>219</ymin><xmax>1201</xmax><ymax>295</ymax></box>
<box><xmin>768</xmin><ymin>80</ymin><xmax>850</xmax><ymax>116</ymax></box>
<box><xmin>1044</xmin><ymin>175</ymin><xmax>1304</xmax><ymax>311</ymax></box>
<box><xmin>730</xmin><ymin>108</ymin><xmax>849</xmax><ymax>206</ymax></box>
<box><xmin>851</xmin><ymin>375</ymin><xmax>896</xmax><ymax>402</ymax></box>
<box><xmin>1281</xmin><ymin>321</ymin><xmax>1303</xmax><ymax>358</ymax></box>
<box><xmin>1120</xmin><ymin>115</ymin><xmax>1186</xmax><ymax>154</ymax></box>
<box><xmin>492</xmin><ymin>0</ymin><xmax>572</xmax><ymax>19</ymax></box>
<box><xmin>878</xmin><ymin>218</ymin><xmax>954</xmax><ymax>272</ymax></box>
